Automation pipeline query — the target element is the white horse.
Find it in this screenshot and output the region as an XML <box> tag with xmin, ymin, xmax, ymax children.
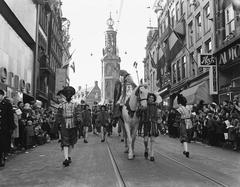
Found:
<box><xmin>121</xmin><ymin>85</ymin><xmax>149</xmax><ymax>160</ymax></box>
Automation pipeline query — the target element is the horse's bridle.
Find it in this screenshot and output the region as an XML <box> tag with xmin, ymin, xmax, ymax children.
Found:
<box><xmin>136</xmin><ymin>86</ymin><xmax>148</xmax><ymax>103</ymax></box>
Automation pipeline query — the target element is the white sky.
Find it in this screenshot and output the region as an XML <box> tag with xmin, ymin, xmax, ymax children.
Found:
<box><xmin>61</xmin><ymin>0</ymin><xmax>157</xmax><ymax>91</ymax></box>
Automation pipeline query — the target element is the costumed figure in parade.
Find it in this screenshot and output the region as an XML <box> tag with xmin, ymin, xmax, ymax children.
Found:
<box><xmin>112</xmin><ymin>70</ymin><xmax>137</xmax><ymax>141</ymax></box>
<box><xmin>112</xmin><ymin>70</ymin><xmax>137</xmax><ymax>120</ymax></box>
<box><xmin>92</xmin><ymin>101</ymin><xmax>99</xmax><ymax>135</ymax></box>
<box><xmin>75</xmin><ymin>100</ymin><xmax>85</xmax><ymax>139</ymax></box>
<box><xmin>176</xmin><ymin>93</ymin><xmax>192</xmax><ymax>158</ymax></box>
<box><xmin>0</xmin><ymin>90</ymin><xmax>15</xmax><ymax>167</ymax></box>
<box><xmin>96</xmin><ymin>105</ymin><xmax>110</xmax><ymax>142</ymax></box>
<box><xmin>56</xmin><ymin>86</ymin><xmax>78</xmax><ymax>167</ymax></box>
<box><xmin>142</xmin><ymin>93</ymin><xmax>159</xmax><ymax>161</ymax></box>
<box><xmin>82</xmin><ymin>104</ymin><xmax>91</xmax><ymax>143</ymax></box>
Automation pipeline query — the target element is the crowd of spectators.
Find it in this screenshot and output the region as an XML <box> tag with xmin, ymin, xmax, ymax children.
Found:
<box><xmin>166</xmin><ymin>96</ymin><xmax>240</xmax><ymax>152</ymax></box>
<box><xmin>8</xmin><ymin>100</ymin><xmax>58</xmax><ymax>156</ymax></box>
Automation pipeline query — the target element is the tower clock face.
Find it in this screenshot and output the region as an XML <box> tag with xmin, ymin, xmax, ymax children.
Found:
<box><xmin>107</xmin><ymin>18</ymin><xmax>114</xmax><ymax>27</ymax></box>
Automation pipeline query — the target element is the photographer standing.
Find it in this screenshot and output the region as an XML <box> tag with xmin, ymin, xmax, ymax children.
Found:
<box><xmin>0</xmin><ymin>90</ymin><xmax>15</xmax><ymax>167</ymax></box>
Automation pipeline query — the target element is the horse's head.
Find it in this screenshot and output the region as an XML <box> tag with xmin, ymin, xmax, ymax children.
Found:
<box><xmin>135</xmin><ymin>86</ymin><xmax>148</xmax><ymax>108</ymax></box>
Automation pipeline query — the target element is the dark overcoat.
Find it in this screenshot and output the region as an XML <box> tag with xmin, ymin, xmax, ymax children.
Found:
<box><xmin>0</xmin><ymin>99</ymin><xmax>15</xmax><ymax>153</ymax></box>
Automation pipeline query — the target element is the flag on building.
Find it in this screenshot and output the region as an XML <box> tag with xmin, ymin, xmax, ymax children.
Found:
<box><xmin>232</xmin><ymin>0</ymin><xmax>240</xmax><ymax>11</ymax></box>
<box><xmin>61</xmin><ymin>49</ymin><xmax>75</xmax><ymax>68</ymax></box>
<box><xmin>70</xmin><ymin>61</ymin><xmax>75</xmax><ymax>73</ymax></box>
<box><xmin>148</xmin><ymin>51</ymin><xmax>157</xmax><ymax>69</ymax></box>
<box><xmin>133</xmin><ymin>61</ymin><xmax>138</xmax><ymax>68</ymax></box>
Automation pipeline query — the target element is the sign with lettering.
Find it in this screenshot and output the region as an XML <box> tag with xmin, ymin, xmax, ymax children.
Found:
<box><xmin>209</xmin><ymin>66</ymin><xmax>218</xmax><ymax>94</ymax></box>
<box><xmin>198</xmin><ymin>54</ymin><xmax>216</xmax><ymax>67</ymax></box>
<box><xmin>216</xmin><ymin>43</ymin><xmax>240</xmax><ymax>65</ymax></box>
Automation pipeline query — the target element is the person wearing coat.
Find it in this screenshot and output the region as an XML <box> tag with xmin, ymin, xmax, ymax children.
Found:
<box><xmin>96</xmin><ymin>105</ymin><xmax>110</xmax><ymax>142</ymax></box>
<box><xmin>142</xmin><ymin>93</ymin><xmax>158</xmax><ymax>162</ymax></box>
<box><xmin>82</xmin><ymin>104</ymin><xmax>91</xmax><ymax>143</ymax></box>
<box><xmin>0</xmin><ymin>90</ymin><xmax>15</xmax><ymax>167</ymax></box>
<box><xmin>56</xmin><ymin>86</ymin><xmax>78</xmax><ymax>167</ymax></box>
<box><xmin>176</xmin><ymin>94</ymin><xmax>192</xmax><ymax>158</ymax></box>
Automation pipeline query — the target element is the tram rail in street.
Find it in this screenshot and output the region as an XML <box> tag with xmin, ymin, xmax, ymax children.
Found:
<box><xmin>135</xmin><ymin>141</ymin><xmax>229</xmax><ymax>187</ymax></box>
<box><xmin>107</xmin><ymin>140</ymin><xmax>127</xmax><ymax>187</ymax></box>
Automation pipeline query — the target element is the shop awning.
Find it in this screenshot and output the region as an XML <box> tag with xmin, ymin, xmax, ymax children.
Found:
<box><xmin>173</xmin><ymin>81</ymin><xmax>212</xmax><ymax>108</ymax></box>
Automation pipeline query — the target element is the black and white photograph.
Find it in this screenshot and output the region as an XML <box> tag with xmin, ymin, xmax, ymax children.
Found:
<box><xmin>0</xmin><ymin>0</ymin><xmax>240</xmax><ymax>186</ymax></box>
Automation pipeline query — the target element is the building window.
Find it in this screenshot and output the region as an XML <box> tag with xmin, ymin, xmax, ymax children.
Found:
<box><xmin>187</xmin><ymin>0</ymin><xmax>193</xmax><ymax>16</ymax></box>
<box><xmin>190</xmin><ymin>52</ymin><xmax>196</xmax><ymax>77</ymax></box>
<box><xmin>188</xmin><ymin>21</ymin><xmax>193</xmax><ymax>47</ymax></box>
<box><xmin>195</xmin><ymin>13</ymin><xmax>202</xmax><ymax>41</ymax></box>
<box><xmin>176</xmin><ymin>2</ymin><xmax>180</xmax><ymax>21</ymax></box>
<box><xmin>205</xmin><ymin>39</ymin><xmax>212</xmax><ymax>53</ymax></box>
<box><xmin>182</xmin><ymin>55</ymin><xmax>186</xmax><ymax>79</ymax></box>
<box><xmin>180</xmin><ymin>0</ymin><xmax>184</xmax><ymax>16</ymax></box>
<box><xmin>172</xmin><ymin>63</ymin><xmax>177</xmax><ymax>84</ymax></box>
<box><xmin>203</xmin><ymin>3</ymin><xmax>211</xmax><ymax>33</ymax></box>
<box><xmin>225</xmin><ymin>4</ymin><xmax>235</xmax><ymax>37</ymax></box>
<box><xmin>165</xmin><ymin>16</ymin><xmax>168</xmax><ymax>29</ymax></box>
<box><xmin>171</xmin><ymin>8</ymin><xmax>175</xmax><ymax>27</ymax></box>
<box><xmin>177</xmin><ymin>60</ymin><xmax>181</xmax><ymax>82</ymax></box>
<box><xmin>153</xmin><ymin>71</ymin><xmax>155</xmax><ymax>91</ymax></box>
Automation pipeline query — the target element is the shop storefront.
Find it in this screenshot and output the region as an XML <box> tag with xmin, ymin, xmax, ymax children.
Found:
<box><xmin>214</xmin><ymin>37</ymin><xmax>240</xmax><ymax>103</ymax></box>
<box><xmin>173</xmin><ymin>80</ymin><xmax>212</xmax><ymax>108</ymax></box>
<box><xmin>158</xmin><ymin>86</ymin><xmax>170</xmax><ymax>110</ymax></box>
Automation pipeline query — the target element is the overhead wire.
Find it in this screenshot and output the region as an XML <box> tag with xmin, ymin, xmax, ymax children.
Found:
<box><xmin>115</xmin><ymin>0</ymin><xmax>124</xmax><ymax>32</ymax></box>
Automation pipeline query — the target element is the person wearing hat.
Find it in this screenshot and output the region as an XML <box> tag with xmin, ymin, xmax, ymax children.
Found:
<box><xmin>92</xmin><ymin>101</ymin><xmax>99</xmax><ymax>135</ymax></box>
<box><xmin>142</xmin><ymin>93</ymin><xmax>158</xmax><ymax>162</ymax></box>
<box><xmin>75</xmin><ymin>101</ymin><xmax>85</xmax><ymax>139</ymax></box>
<box><xmin>56</xmin><ymin>86</ymin><xmax>78</xmax><ymax>167</ymax></box>
<box><xmin>176</xmin><ymin>94</ymin><xmax>192</xmax><ymax>158</ymax></box>
<box><xmin>112</xmin><ymin>70</ymin><xmax>137</xmax><ymax>120</ymax></box>
<box><xmin>96</xmin><ymin>105</ymin><xmax>110</xmax><ymax>142</ymax></box>
<box><xmin>0</xmin><ymin>89</ymin><xmax>15</xmax><ymax>167</ymax></box>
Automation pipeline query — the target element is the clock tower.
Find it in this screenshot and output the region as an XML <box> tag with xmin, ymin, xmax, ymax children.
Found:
<box><xmin>101</xmin><ymin>14</ymin><xmax>121</xmax><ymax>103</ymax></box>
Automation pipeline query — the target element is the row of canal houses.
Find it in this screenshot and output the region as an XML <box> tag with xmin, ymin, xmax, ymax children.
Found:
<box><xmin>143</xmin><ymin>0</ymin><xmax>240</xmax><ymax>108</ymax></box>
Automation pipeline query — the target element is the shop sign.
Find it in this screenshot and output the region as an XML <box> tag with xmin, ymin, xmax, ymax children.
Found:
<box><xmin>216</xmin><ymin>44</ymin><xmax>240</xmax><ymax>65</ymax></box>
<box><xmin>198</xmin><ymin>53</ymin><xmax>216</xmax><ymax>67</ymax></box>
<box><xmin>209</xmin><ymin>66</ymin><xmax>218</xmax><ymax>94</ymax></box>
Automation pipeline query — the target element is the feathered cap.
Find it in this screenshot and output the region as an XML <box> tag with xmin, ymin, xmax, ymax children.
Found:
<box><xmin>62</xmin><ymin>86</ymin><xmax>76</xmax><ymax>98</ymax></box>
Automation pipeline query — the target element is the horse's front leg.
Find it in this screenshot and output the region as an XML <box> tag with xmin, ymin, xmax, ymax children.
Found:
<box><xmin>124</xmin><ymin>122</ymin><xmax>133</xmax><ymax>160</ymax></box>
<box><xmin>131</xmin><ymin>125</ymin><xmax>139</xmax><ymax>157</ymax></box>
<box><xmin>123</xmin><ymin>125</ymin><xmax>128</xmax><ymax>151</ymax></box>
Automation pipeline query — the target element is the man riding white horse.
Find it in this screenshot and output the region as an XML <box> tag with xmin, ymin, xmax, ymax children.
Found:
<box><xmin>112</xmin><ymin>70</ymin><xmax>137</xmax><ymax>120</ymax></box>
<box><xmin>113</xmin><ymin>70</ymin><xmax>149</xmax><ymax>159</ymax></box>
